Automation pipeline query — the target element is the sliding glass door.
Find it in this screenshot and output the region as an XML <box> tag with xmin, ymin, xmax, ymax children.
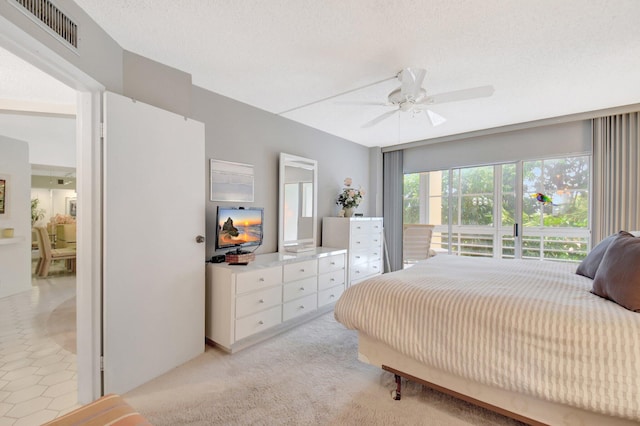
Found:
<box><xmin>403</xmin><ymin>155</ymin><xmax>590</xmax><ymax>261</ymax></box>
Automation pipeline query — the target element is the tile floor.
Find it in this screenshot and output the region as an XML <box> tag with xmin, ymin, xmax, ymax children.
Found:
<box><xmin>0</xmin><ymin>263</ymin><xmax>78</xmax><ymax>425</ymax></box>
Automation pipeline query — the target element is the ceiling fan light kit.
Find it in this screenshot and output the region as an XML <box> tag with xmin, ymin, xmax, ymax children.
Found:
<box><xmin>358</xmin><ymin>67</ymin><xmax>493</xmax><ymax>129</ymax></box>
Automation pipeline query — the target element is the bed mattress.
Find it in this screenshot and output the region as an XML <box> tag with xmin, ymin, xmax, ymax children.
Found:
<box><xmin>334</xmin><ymin>255</ymin><xmax>640</xmax><ymax>421</ymax></box>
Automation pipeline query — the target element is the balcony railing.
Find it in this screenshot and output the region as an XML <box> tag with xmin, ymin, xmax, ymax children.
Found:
<box><xmin>427</xmin><ymin>226</ymin><xmax>589</xmax><ymax>262</ymax></box>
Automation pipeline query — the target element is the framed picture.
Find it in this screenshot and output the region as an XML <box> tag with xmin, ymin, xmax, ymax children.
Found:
<box><xmin>0</xmin><ymin>176</ymin><xmax>6</xmax><ymax>216</ymax></box>
<box><xmin>210</xmin><ymin>159</ymin><xmax>254</xmax><ymax>202</ymax></box>
<box><xmin>66</xmin><ymin>197</ymin><xmax>77</xmax><ymax>217</ymax></box>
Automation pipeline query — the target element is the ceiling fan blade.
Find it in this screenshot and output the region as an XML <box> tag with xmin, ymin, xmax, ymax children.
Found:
<box><xmin>400</xmin><ymin>68</ymin><xmax>426</xmax><ymax>101</ymax></box>
<box><xmin>362</xmin><ymin>109</ymin><xmax>399</xmax><ymax>128</ymax></box>
<box><xmin>426</xmin><ymin>109</ymin><xmax>447</xmax><ymax>127</ymax></box>
<box><xmin>426</xmin><ymin>85</ymin><xmax>495</xmax><ymax>105</ymax></box>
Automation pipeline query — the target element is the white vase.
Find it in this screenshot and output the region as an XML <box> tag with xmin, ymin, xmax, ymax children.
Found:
<box><xmin>344</xmin><ymin>207</ymin><xmax>354</xmax><ymax>217</ymax></box>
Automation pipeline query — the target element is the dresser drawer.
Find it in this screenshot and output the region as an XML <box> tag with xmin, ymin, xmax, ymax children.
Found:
<box><xmin>369</xmin><ymin>246</ymin><xmax>382</xmax><ymax>262</ymax></box>
<box><xmin>283</xmin><ymin>293</ymin><xmax>317</xmax><ymax>321</ymax></box>
<box><xmin>283</xmin><ymin>259</ymin><xmax>317</xmax><ymax>282</ymax></box>
<box><xmin>370</xmin><ymin>219</ymin><xmax>383</xmax><ymax>233</ymax></box>
<box><xmin>350</xmin><ymin>221</ymin><xmax>371</xmax><ymax>235</ymax></box>
<box><xmin>283</xmin><ymin>276</ymin><xmax>316</xmax><ymax>302</ymax></box>
<box><xmin>350</xmin><ymin>265</ymin><xmax>372</xmax><ymax>283</ymax></box>
<box><xmin>318</xmin><ymin>284</ymin><xmax>344</xmax><ymax>307</ymax></box>
<box><xmin>318</xmin><ymin>253</ymin><xmax>345</xmax><ymax>274</ymax></box>
<box><xmin>351</xmin><ymin>249</ymin><xmax>370</xmax><ymax>266</ymax></box>
<box><xmin>235</xmin><ymin>305</ymin><xmax>282</xmax><ymax>341</ymax></box>
<box><xmin>236</xmin><ymin>266</ymin><xmax>282</xmax><ymax>294</ymax></box>
<box><xmin>350</xmin><ymin>234</ymin><xmax>370</xmax><ymax>251</ymax></box>
<box><xmin>235</xmin><ymin>285</ymin><xmax>282</xmax><ymax>318</ymax></box>
<box><xmin>318</xmin><ymin>269</ymin><xmax>345</xmax><ymax>291</ymax></box>
<box><xmin>369</xmin><ymin>233</ymin><xmax>383</xmax><ymax>248</ymax></box>
<box><xmin>369</xmin><ymin>260</ymin><xmax>382</xmax><ymax>276</ymax></box>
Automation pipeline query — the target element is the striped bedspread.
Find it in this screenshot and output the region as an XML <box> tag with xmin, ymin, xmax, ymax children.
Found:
<box><xmin>334</xmin><ymin>255</ymin><xmax>640</xmax><ymax>421</ymax></box>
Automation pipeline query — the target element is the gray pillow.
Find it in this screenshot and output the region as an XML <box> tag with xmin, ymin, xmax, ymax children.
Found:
<box><xmin>576</xmin><ymin>233</ymin><xmax>618</xmax><ymax>279</ymax></box>
<box><xmin>591</xmin><ymin>231</ymin><xmax>640</xmax><ymax>312</ymax></box>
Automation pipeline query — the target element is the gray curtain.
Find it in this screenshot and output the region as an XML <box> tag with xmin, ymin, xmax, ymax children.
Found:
<box><xmin>592</xmin><ymin>112</ymin><xmax>640</xmax><ymax>244</ymax></box>
<box><xmin>383</xmin><ymin>150</ymin><xmax>403</xmax><ymax>272</ymax></box>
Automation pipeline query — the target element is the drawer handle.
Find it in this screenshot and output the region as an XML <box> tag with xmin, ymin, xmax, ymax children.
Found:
<box><xmin>300</xmin><ymin>287</ymin><xmax>305</xmax><ymax>291</ymax></box>
<box><xmin>300</xmin><ymin>268</ymin><xmax>305</xmax><ymax>272</ymax></box>
<box><xmin>355</xmin><ymin>256</ymin><xmax>361</xmax><ymax>259</ymax></box>
<box><xmin>259</xmin><ymin>299</ymin><xmax>265</xmax><ymax>303</ymax></box>
<box><xmin>299</xmin><ymin>305</ymin><xmax>305</xmax><ymax>309</ymax></box>
<box><xmin>330</xmin><ymin>294</ymin><xmax>335</xmax><ymax>298</ymax></box>
<box><xmin>258</xmin><ymin>320</ymin><xmax>264</xmax><ymax>325</ymax></box>
<box><xmin>330</xmin><ymin>261</ymin><xmax>336</xmax><ymax>265</ymax></box>
<box><xmin>259</xmin><ymin>278</ymin><xmax>265</xmax><ymax>282</ymax></box>
<box><xmin>330</xmin><ymin>278</ymin><xmax>335</xmax><ymax>282</ymax></box>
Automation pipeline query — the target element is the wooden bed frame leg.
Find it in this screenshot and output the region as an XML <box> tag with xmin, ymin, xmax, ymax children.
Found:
<box><xmin>392</xmin><ymin>374</ymin><xmax>402</xmax><ymax>400</ymax></box>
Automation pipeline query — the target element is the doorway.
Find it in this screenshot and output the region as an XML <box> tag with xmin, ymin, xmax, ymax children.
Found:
<box><xmin>0</xmin><ymin>47</ymin><xmax>83</xmax><ymax>422</ymax></box>
<box><xmin>0</xmin><ymin>27</ymin><xmax>104</xmax><ymax>410</ymax></box>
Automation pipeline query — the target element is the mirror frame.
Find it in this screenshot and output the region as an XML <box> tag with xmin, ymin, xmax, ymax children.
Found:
<box><xmin>278</xmin><ymin>153</ymin><xmax>318</xmax><ymax>252</ymax></box>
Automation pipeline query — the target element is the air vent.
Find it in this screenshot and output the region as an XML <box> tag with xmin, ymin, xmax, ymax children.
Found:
<box><xmin>9</xmin><ymin>0</ymin><xmax>78</xmax><ymax>49</ymax></box>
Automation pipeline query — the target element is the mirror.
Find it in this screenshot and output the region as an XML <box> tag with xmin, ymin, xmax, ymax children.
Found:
<box><xmin>278</xmin><ymin>153</ymin><xmax>318</xmax><ymax>252</ymax></box>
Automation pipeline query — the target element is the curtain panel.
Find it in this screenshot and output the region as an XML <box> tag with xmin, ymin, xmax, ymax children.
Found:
<box><xmin>383</xmin><ymin>150</ymin><xmax>403</xmax><ymax>272</ymax></box>
<box><xmin>592</xmin><ymin>112</ymin><xmax>640</xmax><ymax>244</ymax></box>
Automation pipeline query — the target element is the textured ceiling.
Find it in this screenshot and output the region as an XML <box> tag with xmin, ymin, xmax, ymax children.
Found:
<box><xmin>2</xmin><ymin>1</ymin><xmax>640</xmax><ymax>149</ymax></box>
<box><xmin>0</xmin><ymin>47</ymin><xmax>75</xmax><ymax>114</ymax></box>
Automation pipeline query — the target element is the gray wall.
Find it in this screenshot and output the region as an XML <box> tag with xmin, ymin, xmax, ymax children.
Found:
<box><xmin>191</xmin><ymin>87</ymin><xmax>371</xmax><ymax>257</ymax></box>
<box><xmin>403</xmin><ymin>121</ymin><xmax>592</xmax><ymax>173</ymax></box>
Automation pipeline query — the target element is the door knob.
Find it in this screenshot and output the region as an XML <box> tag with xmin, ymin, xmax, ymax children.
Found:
<box><xmin>195</xmin><ymin>235</ymin><xmax>205</xmax><ymax>243</ymax></box>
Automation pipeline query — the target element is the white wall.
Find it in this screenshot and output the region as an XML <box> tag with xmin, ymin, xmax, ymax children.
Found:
<box><xmin>0</xmin><ymin>113</ymin><xmax>75</xmax><ymax>168</ymax></box>
<box><xmin>0</xmin><ymin>136</ymin><xmax>31</xmax><ymax>298</ymax></box>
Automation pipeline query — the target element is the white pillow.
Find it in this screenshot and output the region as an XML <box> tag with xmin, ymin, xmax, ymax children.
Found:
<box><xmin>632</xmin><ymin>231</ymin><xmax>640</xmax><ymax>237</ymax></box>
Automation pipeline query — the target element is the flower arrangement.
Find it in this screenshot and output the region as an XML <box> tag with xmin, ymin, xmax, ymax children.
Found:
<box><xmin>50</xmin><ymin>214</ymin><xmax>76</xmax><ymax>225</ymax></box>
<box><xmin>336</xmin><ymin>177</ymin><xmax>365</xmax><ymax>212</ymax></box>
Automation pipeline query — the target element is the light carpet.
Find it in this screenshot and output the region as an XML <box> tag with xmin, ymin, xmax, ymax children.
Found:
<box><xmin>124</xmin><ymin>312</ymin><xmax>523</xmax><ymax>425</ymax></box>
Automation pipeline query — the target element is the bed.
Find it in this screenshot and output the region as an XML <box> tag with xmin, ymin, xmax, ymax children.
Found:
<box><xmin>334</xmin><ymin>251</ymin><xmax>640</xmax><ymax>426</ymax></box>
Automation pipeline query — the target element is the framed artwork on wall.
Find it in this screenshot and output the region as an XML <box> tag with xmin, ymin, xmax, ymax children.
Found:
<box><xmin>210</xmin><ymin>159</ymin><xmax>254</xmax><ymax>202</ymax></box>
<box><xmin>66</xmin><ymin>197</ymin><xmax>77</xmax><ymax>217</ymax></box>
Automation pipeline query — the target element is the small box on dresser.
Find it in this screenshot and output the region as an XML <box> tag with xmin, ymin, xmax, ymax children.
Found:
<box><xmin>322</xmin><ymin>217</ymin><xmax>384</xmax><ymax>287</ymax></box>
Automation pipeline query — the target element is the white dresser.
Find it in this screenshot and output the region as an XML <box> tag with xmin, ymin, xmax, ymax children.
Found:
<box><xmin>322</xmin><ymin>217</ymin><xmax>384</xmax><ymax>286</ymax></box>
<box><xmin>206</xmin><ymin>247</ymin><xmax>346</xmax><ymax>352</ymax></box>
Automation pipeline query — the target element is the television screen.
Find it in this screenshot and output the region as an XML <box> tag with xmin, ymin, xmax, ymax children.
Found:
<box><xmin>215</xmin><ymin>207</ymin><xmax>263</xmax><ymax>252</ymax></box>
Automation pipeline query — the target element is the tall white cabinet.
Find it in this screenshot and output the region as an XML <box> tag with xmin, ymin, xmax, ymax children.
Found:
<box><xmin>206</xmin><ymin>248</ymin><xmax>346</xmax><ymax>352</ymax></box>
<box><xmin>322</xmin><ymin>217</ymin><xmax>384</xmax><ymax>286</ymax></box>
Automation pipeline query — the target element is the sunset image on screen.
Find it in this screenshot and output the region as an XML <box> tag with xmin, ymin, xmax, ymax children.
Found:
<box><xmin>218</xmin><ymin>209</ymin><xmax>262</xmax><ymax>246</ymax></box>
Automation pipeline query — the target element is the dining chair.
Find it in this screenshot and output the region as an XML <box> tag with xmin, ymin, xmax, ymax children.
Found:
<box><xmin>34</xmin><ymin>226</ymin><xmax>76</xmax><ymax>277</ymax></box>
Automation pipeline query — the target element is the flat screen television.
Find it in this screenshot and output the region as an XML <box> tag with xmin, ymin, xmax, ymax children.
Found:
<box><xmin>215</xmin><ymin>206</ymin><xmax>264</xmax><ymax>252</ymax></box>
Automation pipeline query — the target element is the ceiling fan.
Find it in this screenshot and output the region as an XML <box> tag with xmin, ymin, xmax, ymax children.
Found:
<box><xmin>350</xmin><ymin>67</ymin><xmax>494</xmax><ymax>128</ymax></box>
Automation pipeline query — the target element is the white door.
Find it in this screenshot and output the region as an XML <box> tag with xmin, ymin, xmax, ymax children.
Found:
<box><xmin>102</xmin><ymin>92</ymin><xmax>205</xmax><ymax>394</ymax></box>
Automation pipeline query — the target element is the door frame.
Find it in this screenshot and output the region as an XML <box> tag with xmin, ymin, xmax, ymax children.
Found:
<box><xmin>0</xmin><ymin>16</ymin><xmax>104</xmax><ymax>402</ymax></box>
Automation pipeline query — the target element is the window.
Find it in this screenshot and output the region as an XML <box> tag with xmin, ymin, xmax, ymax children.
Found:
<box><xmin>403</xmin><ymin>155</ymin><xmax>590</xmax><ymax>262</ymax></box>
